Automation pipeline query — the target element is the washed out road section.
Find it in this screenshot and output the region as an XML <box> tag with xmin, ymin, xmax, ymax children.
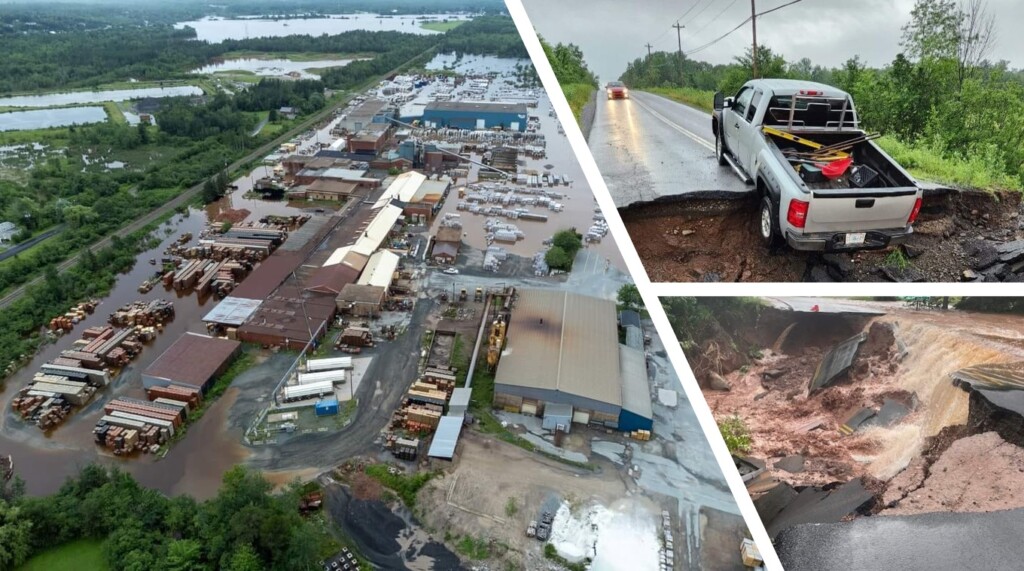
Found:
<box><xmin>587</xmin><ymin>90</ymin><xmax>750</xmax><ymax>207</ymax></box>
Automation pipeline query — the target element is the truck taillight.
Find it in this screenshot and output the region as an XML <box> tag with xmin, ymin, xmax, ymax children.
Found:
<box><xmin>787</xmin><ymin>199</ymin><xmax>809</xmax><ymax>228</ymax></box>
<box><xmin>908</xmin><ymin>197</ymin><xmax>923</xmax><ymax>224</ymax></box>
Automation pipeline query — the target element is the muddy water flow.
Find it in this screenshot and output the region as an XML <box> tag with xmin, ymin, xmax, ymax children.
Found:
<box><xmin>863</xmin><ymin>310</ymin><xmax>1024</xmax><ymax>479</ymax></box>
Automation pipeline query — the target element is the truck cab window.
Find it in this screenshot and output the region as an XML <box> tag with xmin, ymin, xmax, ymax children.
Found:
<box><xmin>746</xmin><ymin>89</ymin><xmax>763</xmax><ymax>123</ymax></box>
<box><xmin>732</xmin><ymin>87</ymin><xmax>754</xmax><ymax>118</ymax></box>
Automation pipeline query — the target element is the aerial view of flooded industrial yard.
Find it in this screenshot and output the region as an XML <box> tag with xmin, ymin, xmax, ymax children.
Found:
<box><xmin>0</xmin><ymin>2</ymin><xmax>761</xmax><ymax>570</ymax></box>
<box><xmin>665</xmin><ymin>296</ymin><xmax>1024</xmax><ymax>570</ymax></box>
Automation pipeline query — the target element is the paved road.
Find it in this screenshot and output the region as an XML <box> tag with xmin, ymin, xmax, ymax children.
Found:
<box><xmin>775</xmin><ymin>507</ymin><xmax>1024</xmax><ymax>571</ymax></box>
<box><xmin>762</xmin><ymin>297</ymin><xmax>888</xmax><ymax>315</ymax></box>
<box><xmin>588</xmin><ymin>90</ymin><xmax>750</xmax><ymax>208</ymax></box>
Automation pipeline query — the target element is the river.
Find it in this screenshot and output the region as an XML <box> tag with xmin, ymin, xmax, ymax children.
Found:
<box><xmin>193</xmin><ymin>57</ymin><xmax>365</xmax><ymax>80</ymax></box>
<box><xmin>175</xmin><ymin>13</ymin><xmax>469</xmax><ymax>43</ymax></box>
<box><xmin>0</xmin><ymin>107</ymin><xmax>108</xmax><ymax>132</ymax></box>
<box><xmin>0</xmin><ymin>85</ymin><xmax>203</xmax><ymax>109</ymax></box>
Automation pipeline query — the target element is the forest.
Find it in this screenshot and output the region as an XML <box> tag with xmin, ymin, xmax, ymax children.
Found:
<box><xmin>617</xmin><ymin>0</ymin><xmax>1024</xmax><ymax>191</ymax></box>
<box><xmin>0</xmin><ymin>465</ymin><xmax>336</xmax><ymax>571</ymax></box>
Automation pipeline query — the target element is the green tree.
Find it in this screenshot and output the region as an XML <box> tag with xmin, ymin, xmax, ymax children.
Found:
<box><xmin>216</xmin><ymin>171</ymin><xmax>231</xmax><ymax>194</ymax></box>
<box><xmin>268</xmin><ymin>108</ymin><xmax>279</xmax><ymax>123</ymax></box>
<box><xmin>0</xmin><ymin>500</ymin><xmax>31</xmax><ymax>570</ymax></box>
<box><xmin>137</xmin><ymin>122</ymin><xmax>150</xmax><ymax>145</ymax></box>
<box><xmin>165</xmin><ymin>539</ymin><xmax>206</xmax><ymax>571</ymax></box>
<box><xmin>718</xmin><ymin>414</ymin><xmax>752</xmax><ymax>455</ymax></box>
<box><xmin>226</xmin><ymin>544</ymin><xmax>263</xmax><ymax>571</ymax></box>
<box><xmin>544</xmin><ymin>246</ymin><xmax>572</xmax><ymax>271</ymax></box>
<box><xmin>617</xmin><ymin>284</ymin><xmax>643</xmax><ymax>311</ymax></box>
<box><xmin>202</xmin><ymin>179</ymin><xmax>220</xmax><ymax>203</ymax></box>
<box><xmin>551</xmin><ymin>229</ymin><xmax>582</xmax><ymax>258</ymax></box>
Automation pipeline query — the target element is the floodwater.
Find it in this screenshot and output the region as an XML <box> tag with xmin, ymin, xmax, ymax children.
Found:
<box><xmin>862</xmin><ymin>307</ymin><xmax>1024</xmax><ymax>479</ymax></box>
<box><xmin>175</xmin><ymin>13</ymin><xmax>468</xmax><ymax>43</ymax></box>
<box><xmin>0</xmin><ymin>85</ymin><xmax>203</xmax><ymax>109</ymax></box>
<box><xmin>0</xmin><ymin>157</ymin><xmax>328</xmax><ymax>498</ymax></box>
<box><xmin>0</xmin><ymin>107</ymin><xmax>107</xmax><ymax>132</ymax></box>
<box><xmin>432</xmin><ymin>95</ymin><xmax>626</xmax><ymax>271</ymax></box>
<box><xmin>193</xmin><ymin>57</ymin><xmax>363</xmax><ymax>79</ymax></box>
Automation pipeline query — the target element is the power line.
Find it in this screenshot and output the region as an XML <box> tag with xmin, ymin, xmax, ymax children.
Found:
<box><xmin>652</xmin><ymin>0</ymin><xmax>712</xmax><ymax>45</ymax></box>
<box><xmin>685</xmin><ymin>17</ymin><xmax>752</xmax><ymax>56</ymax></box>
<box><xmin>757</xmin><ymin>0</ymin><xmax>805</xmax><ymax>19</ymax></box>
<box><xmin>679</xmin><ymin>0</ymin><xmax>717</xmax><ymax>27</ymax></box>
<box><xmin>686</xmin><ymin>0</ymin><xmax>742</xmax><ymax>39</ymax></box>
<box><xmin>683</xmin><ymin>0</ymin><xmax>807</xmax><ymax>58</ymax></box>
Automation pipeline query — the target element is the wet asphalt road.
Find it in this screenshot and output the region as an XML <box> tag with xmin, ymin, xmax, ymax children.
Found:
<box><xmin>774</xmin><ymin>507</ymin><xmax>1024</xmax><ymax>571</ymax></box>
<box><xmin>588</xmin><ymin>90</ymin><xmax>750</xmax><ymax>207</ymax></box>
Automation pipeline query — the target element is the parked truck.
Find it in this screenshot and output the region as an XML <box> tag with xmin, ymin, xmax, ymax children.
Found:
<box><xmin>712</xmin><ymin>79</ymin><xmax>922</xmax><ymax>251</ymax></box>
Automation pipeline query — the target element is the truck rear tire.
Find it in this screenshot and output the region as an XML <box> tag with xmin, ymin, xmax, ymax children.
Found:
<box><xmin>715</xmin><ymin>129</ymin><xmax>728</xmax><ymax>166</ymax></box>
<box><xmin>759</xmin><ymin>195</ymin><xmax>783</xmax><ymax>249</ymax></box>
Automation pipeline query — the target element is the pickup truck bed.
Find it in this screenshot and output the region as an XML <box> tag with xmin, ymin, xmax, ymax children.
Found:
<box><xmin>764</xmin><ymin>131</ymin><xmax>915</xmax><ymax>191</ymax></box>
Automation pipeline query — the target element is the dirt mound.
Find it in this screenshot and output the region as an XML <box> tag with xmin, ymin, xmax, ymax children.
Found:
<box><xmin>213</xmin><ymin>208</ymin><xmax>251</xmax><ymax>224</ymax></box>
<box><xmin>881</xmin><ymin>431</ymin><xmax>1024</xmax><ymax>516</ymax></box>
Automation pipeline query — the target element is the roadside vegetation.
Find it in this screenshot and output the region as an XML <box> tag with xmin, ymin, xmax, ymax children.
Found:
<box><xmin>718</xmin><ymin>415</ymin><xmax>753</xmax><ymax>455</ymax></box>
<box><xmin>0</xmin><ymin>465</ymin><xmax>349</xmax><ymax>571</ymax></box>
<box><xmin>540</xmin><ymin>38</ymin><xmax>598</xmax><ymax>121</ymax></box>
<box><xmin>618</xmin><ymin>0</ymin><xmax>1024</xmax><ymax>192</ymax></box>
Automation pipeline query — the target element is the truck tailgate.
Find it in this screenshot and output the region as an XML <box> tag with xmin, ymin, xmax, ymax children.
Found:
<box><xmin>805</xmin><ymin>189</ymin><xmax>918</xmax><ymax>233</ymax></box>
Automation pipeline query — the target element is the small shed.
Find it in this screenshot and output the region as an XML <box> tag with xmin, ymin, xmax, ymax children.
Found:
<box><xmin>448</xmin><ymin>387</ymin><xmax>471</xmax><ymax>416</ymax></box>
<box><xmin>427</xmin><ymin>414</ymin><xmax>464</xmax><ymax>460</ymax></box>
<box><xmin>542</xmin><ymin>403</ymin><xmax>573</xmax><ymax>433</ymax></box>
<box><xmin>315</xmin><ymin>398</ymin><xmax>340</xmax><ymax>416</ymax></box>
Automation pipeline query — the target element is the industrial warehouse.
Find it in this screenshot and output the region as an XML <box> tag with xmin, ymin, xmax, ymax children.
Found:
<box><xmin>492</xmin><ymin>289</ymin><xmax>654</xmax><ymax>433</ymax></box>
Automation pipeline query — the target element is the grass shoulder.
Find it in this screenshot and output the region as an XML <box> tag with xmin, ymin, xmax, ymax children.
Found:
<box><xmin>16</xmin><ymin>539</ymin><xmax>108</xmax><ymax>571</ymax></box>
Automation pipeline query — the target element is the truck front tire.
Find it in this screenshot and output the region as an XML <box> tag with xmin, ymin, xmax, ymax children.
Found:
<box><xmin>715</xmin><ymin>128</ymin><xmax>728</xmax><ymax>166</ymax></box>
<box><xmin>759</xmin><ymin>195</ymin><xmax>782</xmax><ymax>249</ymax></box>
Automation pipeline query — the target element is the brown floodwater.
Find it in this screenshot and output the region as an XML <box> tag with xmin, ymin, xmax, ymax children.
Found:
<box><xmin>0</xmin><ymin>184</ymin><xmax>262</xmax><ymax>498</ymax></box>
<box><xmin>0</xmin><ymin>91</ymin><xmax>629</xmax><ymax>498</ymax></box>
<box><xmin>433</xmin><ymin>95</ymin><xmax>626</xmax><ymax>272</ymax></box>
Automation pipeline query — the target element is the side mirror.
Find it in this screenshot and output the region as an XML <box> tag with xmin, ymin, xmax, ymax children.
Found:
<box><xmin>713</xmin><ymin>92</ymin><xmax>724</xmax><ymax>110</ymax></box>
<box><xmin>723</xmin><ymin>97</ymin><xmax>734</xmax><ymax>109</ymax></box>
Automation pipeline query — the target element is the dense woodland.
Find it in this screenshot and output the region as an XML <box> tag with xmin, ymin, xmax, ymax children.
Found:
<box><xmin>618</xmin><ymin>0</ymin><xmax>1024</xmax><ymax>190</ymax></box>
<box><xmin>0</xmin><ymin>466</ymin><xmax>329</xmax><ymax>571</ymax></box>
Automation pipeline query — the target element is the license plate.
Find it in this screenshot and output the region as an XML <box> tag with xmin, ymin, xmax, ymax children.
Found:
<box><xmin>845</xmin><ymin>232</ymin><xmax>866</xmax><ymax>246</ymax></box>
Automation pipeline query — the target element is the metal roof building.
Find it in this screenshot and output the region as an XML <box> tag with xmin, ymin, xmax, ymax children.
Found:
<box><xmin>427</xmin><ymin>414</ymin><xmax>465</xmax><ymax>460</ymax></box>
<box><xmin>203</xmin><ymin>296</ymin><xmax>262</xmax><ymax>327</ymax></box>
<box><xmin>493</xmin><ymin>290</ymin><xmax>653</xmax><ymax>431</ymax></box>
<box><xmin>143</xmin><ymin>333</ymin><xmax>242</xmax><ymax>393</ymax></box>
<box><xmin>422</xmin><ymin>101</ymin><xmax>529</xmax><ymax>132</ymax></box>
<box><xmin>357</xmin><ymin>250</ymin><xmax>400</xmax><ymax>288</ymax></box>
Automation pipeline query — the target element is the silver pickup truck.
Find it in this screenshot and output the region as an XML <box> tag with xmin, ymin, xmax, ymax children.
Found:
<box><xmin>712</xmin><ymin>79</ymin><xmax>922</xmax><ymax>251</ymax></box>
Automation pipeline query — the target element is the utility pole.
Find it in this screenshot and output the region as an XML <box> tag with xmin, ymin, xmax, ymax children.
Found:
<box><xmin>750</xmin><ymin>0</ymin><xmax>759</xmax><ymax>78</ymax></box>
<box><xmin>645</xmin><ymin>43</ymin><xmax>653</xmax><ymax>58</ymax></box>
<box><xmin>672</xmin><ymin>22</ymin><xmax>685</xmax><ymax>85</ymax></box>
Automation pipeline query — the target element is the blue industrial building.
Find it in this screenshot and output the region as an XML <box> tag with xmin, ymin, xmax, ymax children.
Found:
<box><xmin>421</xmin><ymin>101</ymin><xmax>529</xmax><ymax>132</ymax></box>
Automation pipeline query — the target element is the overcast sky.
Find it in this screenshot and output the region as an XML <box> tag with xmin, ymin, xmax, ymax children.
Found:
<box><xmin>521</xmin><ymin>0</ymin><xmax>1023</xmax><ymax>83</ymax></box>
